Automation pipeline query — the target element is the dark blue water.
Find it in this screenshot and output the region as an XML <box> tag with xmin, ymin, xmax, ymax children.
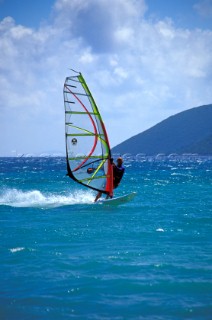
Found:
<box><xmin>0</xmin><ymin>157</ymin><xmax>211</xmax><ymax>319</ymax></box>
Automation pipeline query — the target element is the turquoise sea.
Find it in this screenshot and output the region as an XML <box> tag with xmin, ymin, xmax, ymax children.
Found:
<box><xmin>0</xmin><ymin>156</ymin><xmax>211</xmax><ymax>319</ymax></box>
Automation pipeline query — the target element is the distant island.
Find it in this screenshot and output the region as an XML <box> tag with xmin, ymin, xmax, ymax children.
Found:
<box><xmin>112</xmin><ymin>104</ymin><xmax>212</xmax><ymax>156</ymax></box>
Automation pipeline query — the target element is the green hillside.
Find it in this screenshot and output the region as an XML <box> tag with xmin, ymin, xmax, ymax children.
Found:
<box><xmin>112</xmin><ymin>104</ymin><xmax>212</xmax><ymax>155</ymax></box>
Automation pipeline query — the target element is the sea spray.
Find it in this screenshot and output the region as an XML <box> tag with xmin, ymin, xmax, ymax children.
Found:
<box><xmin>0</xmin><ymin>188</ymin><xmax>94</xmax><ymax>208</ymax></box>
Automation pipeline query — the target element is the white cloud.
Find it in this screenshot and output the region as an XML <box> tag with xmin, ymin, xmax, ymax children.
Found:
<box><xmin>114</xmin><ymin>67</ymin><xmax>128</xmax><ymax>79</ymax></box>
<box><xmin>0</xmin><ymin>0</ymin><xmax>212</xmax><ymax>155</ymax></box>
<box><xmin>114</xmin><ymin>27</ymin><xmax>135</xmax><ymax>44</ymax></box>
<box><xmin>53</xmin><ymin>0</ymin><xmax>147</xmax><ymax>53</ymax></box>
<box><xmin>79</xmin><ymin>49</ymin><xmax>96</xmax><ymax>64</ymax></box>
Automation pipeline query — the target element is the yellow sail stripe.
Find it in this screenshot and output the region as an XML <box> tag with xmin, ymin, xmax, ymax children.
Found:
<box><xmin>87</xmin><ymin>159</ymin><xmax>107</xmax><ymax>185</ymax></box>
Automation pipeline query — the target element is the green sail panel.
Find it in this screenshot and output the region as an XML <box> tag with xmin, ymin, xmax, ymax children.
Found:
<box><xmin>63</xmin><ymin>71</ymin><xmax>113</xmax><ymax>195</ymax></box>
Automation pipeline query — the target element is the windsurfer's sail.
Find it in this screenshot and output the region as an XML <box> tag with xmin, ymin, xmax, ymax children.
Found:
<box><xmin>64</xmin><ymin>70</ymin><xmax>113</xmax><ymax>196</ymax></box>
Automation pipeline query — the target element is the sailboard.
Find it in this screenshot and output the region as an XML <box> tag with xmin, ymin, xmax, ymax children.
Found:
<box><xmin>99</xmin><ymin>192</ymin><xmax>137</xmax><ymax>206</ymax></box>
<box><xmin>64</xmin><ymin>70</ymin><xmax>113</xmax><ymax>198</ymax></box>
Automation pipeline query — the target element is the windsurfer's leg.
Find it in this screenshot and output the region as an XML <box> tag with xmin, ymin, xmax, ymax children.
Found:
<box><xmin>106</xmin><ymin>194</ymin><xmax>113</xmax><ymax>199</ymax></box>
<box><xmin>94</xmin><ymin>192</ymin><xmax>102</xmax><ymax>202</ymax></box>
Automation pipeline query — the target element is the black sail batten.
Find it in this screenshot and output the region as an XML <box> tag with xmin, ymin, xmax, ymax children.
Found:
<box><xmin>65</xmin><ymin>151</ymin><xmax>109</xmax><ymax>194</ymax></box>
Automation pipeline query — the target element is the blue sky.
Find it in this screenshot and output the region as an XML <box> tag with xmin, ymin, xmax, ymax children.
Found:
<box><xmin>0</xmin><ymin>0</ymin><xmax>212</xmax><ymax>156</ymax></box>
<box><xmin>0</xmin><ymin>0</ymin><xmax>55</xmax><ymax>28</ymax></box>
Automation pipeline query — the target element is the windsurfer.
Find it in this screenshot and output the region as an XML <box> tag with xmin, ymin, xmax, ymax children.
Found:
<box><xmin>94</xmin><ymin>157</ymin><xmax>125</xmax><ymax>202</ymax></box>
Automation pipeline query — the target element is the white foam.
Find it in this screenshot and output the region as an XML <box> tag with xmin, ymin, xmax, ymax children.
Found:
<box><xmin>9</xmin><ymin>247</ymin><xmax>25</xmax><ymax>253</ymax></box>
<box><xmin>156</xmin><ymin>228</ymin><xmax>165</xmax><ymax>232</ymax></box>
<box><xmin>0</xmin><ymin>188</ymin><xmax>94</xmax><ymax>208</ymax></box>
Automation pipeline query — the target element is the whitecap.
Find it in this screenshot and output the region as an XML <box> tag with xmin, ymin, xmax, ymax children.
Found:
<box><xmin>0</xmin><ymin>188</ymin><xmax>95</xmax><ymax>208</ymax></box>
<box><xmin>9</xmin><ymin>247</ymin><xmax>25</xmax><ymax>253</ymax></box>
<box><xmin>156</xmin><ymin>228</ymin><xmax>165</xmax><ymax>232</ymax></box>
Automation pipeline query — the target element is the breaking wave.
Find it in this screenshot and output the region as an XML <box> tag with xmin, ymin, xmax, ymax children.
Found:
<box><xmin>0</xmin><ymin>188</ymin><xmax>94</xmax><ymax>208</ymax></box>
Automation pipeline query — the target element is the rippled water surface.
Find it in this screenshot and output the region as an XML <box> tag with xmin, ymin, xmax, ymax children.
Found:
<box><xmin>0</xmin><ymin>157</ymin><xmax>211</xmax><ymax>319</ymax></box>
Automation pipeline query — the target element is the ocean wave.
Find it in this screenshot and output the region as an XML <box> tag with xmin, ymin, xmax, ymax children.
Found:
<box><xmin>0</xmin><ymin>188</ymin><xmax>94</xmax><ymax>208</ymax></box>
